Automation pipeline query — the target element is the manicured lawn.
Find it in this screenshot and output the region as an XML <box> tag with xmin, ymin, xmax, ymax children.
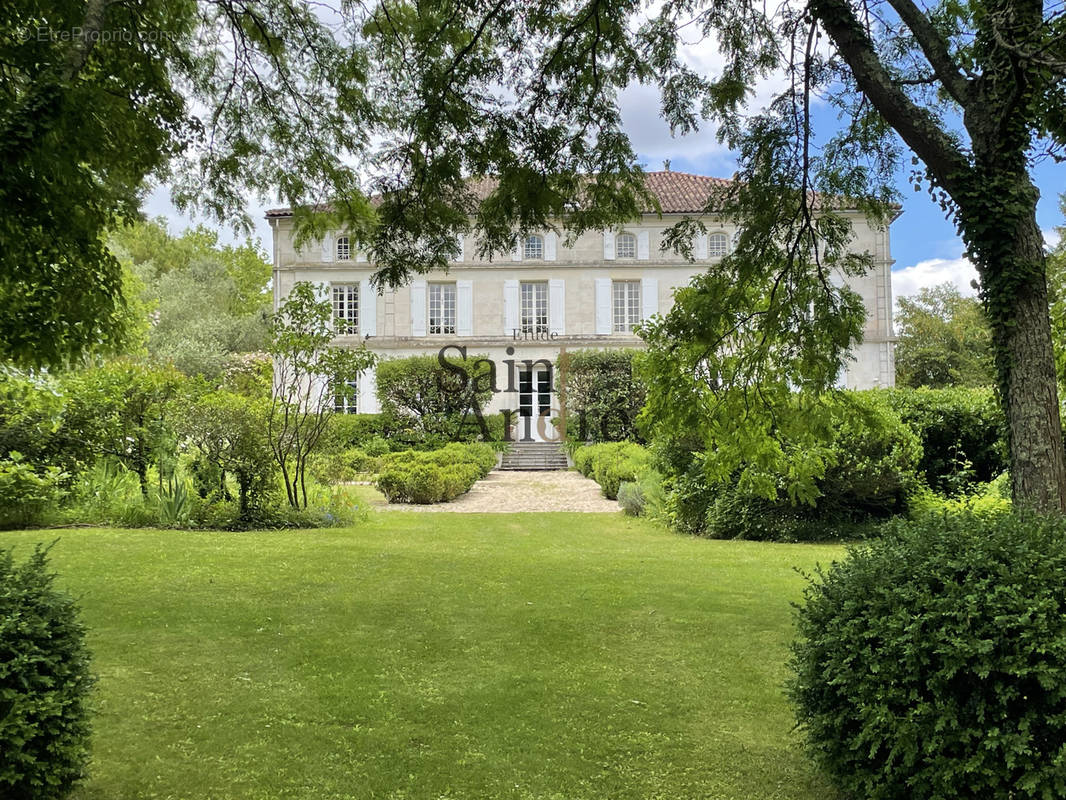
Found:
<box><xmin>1</xmin><ymin>515</ymin><xmax>844</xmax><ymax>800</ymax></box>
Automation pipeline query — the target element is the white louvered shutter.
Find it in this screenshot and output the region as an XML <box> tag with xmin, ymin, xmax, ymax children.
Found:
<box><xmin>355</xmin><ymin>242</ymin><xmax>368</xmax><ymax>263</ymax></box>
<box><xmin>544</xmin><ymin>231</ymin><xmax>558</xmax><ymax>261</ymax></box>
<box><xmin>455</xmin><ymin>233</ymin><xmax>465</xmax><ymax>263</ymax></box>
<box><xmin>694</xmin><ymin>233</ymin><xmax>708</xmax><ymax>260</ymax></box>
<box><xmin>503</xmin><ymin>279</ymin><xmax>519</xmax><ymax>334</ymax></box>
<box><xmin>637</xmin><ymin>231</ymin><xmax>650</xmax><ymax>260</ymax></box>
<box><xmin>359</xmin><ymin>278</ymin><xmax>376</xmax><ymax>337</ymax></box>
<box><xmin>511</xmin><ymin>240</ymin><xmax>522</xmax><ymax>262</ymax></box>
<box><xmin>549</xmin><ymin>279</ymin><xmax>565</xmax><ymax>336</ymax></box>
<box><xmin>641</xmin><ymin>277</ymin><xmax>659</xmax><ymax>321</ymax></box>
<box><xmin>410</xmin><ymin>280</ymin><xmax>427</xmax><ymax>337</ymax></box>
<box><xmin>594</xmin><ymin>278</ymin><xmax>612</xmax><ymax>334</ymax></box>
<box><xmin>359</xmin><ymin>368</ymin><xmax>379</xmax><ymax>414</ymax></box>
<box><xmin>603</xmin><ymin>230</ymin><xmax>616</xmax><ymax>260</ymax></box>
<box><xmin>456</xmin><ymin>279</ymin><xmax>474</xmax><ymax>336</ymax></box>
<box><xmin>321</xmin><ymin>234</ymin><xmax>333</xmax><ymax>263</ymax></box>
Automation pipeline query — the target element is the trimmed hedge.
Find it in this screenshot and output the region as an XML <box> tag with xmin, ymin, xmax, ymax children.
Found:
<box><xmin>790</xmin><ymin>512</ymin><xmax>1066</xmax><ymax>799</ymax></box>
<box><xmin>562</xmin><ymin>349</ymin><xmax>646</xmax><ymax>442</ymax></box>
<box><xmin>880</xmin><ymin>387</ymin><xmax>1006</xmax><ymax>495</ymax></box>
<box><xmin>323</xmin><ymin>412</ymin><xmax>509</xmax><ymax>452</ymax></box>
<box><xmin>375</xmin><ymin>443</ymin><xmax>496</xmax><ymax>504</ymax></box>
<box><xmin>573</xmin><ymin>442</ymin><xmax>651</xmax><ymax>500</ymax></box>
<box><xmin>0</xmin><ymin>546</ymin><xmax>94</xmax><ymax>800</ymax></box>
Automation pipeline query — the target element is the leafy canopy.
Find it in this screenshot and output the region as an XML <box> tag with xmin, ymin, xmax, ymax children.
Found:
<box><xmin>894</xmin><ymin>283</ymin><xmax>994</xmax><ymax>389</ymax></box>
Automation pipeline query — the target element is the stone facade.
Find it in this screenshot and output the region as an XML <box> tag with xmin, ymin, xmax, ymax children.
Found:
<box><xmin>267</xmin><ymin>171</ymin><xmax>896</xmax><ymax>438</ymax></box>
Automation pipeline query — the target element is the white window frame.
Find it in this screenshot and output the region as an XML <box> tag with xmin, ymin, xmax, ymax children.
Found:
<box><xmin>523</xmin><ymin>234</ymin><xmax>544</xmax><ymax>260</ymax></box>
<box><xmin>428</xmin><ymin>282</ymin><xmax>457</xmax><ymax>335</ymax></box>
<box><xmin>612</xmin><ymin>280</ymin><xmax>641</xmax><ymax>333</ymax></box>
<box><xmin>336</xmin><ymin>236</ymin><xmax>351</xmax><ymax>261</ymax></box>
<box><xmin>520</xmin><ymin>281</ymin><xmax>549</xmax><ymax>335</ymax></box>
<box><xmin>332</xmin><ymin>283</ymin><xmax>359</xmax><ymax>335</ymax></box>
<box><xmin>708</xmin><ymin>232</ymin><xmax>729</xmax><ymax>258</ymax></box>
<box><xmin>616</xmin><ymin>231</ymin><xmax>637</xmax><ymax>259</ymax></box>
<box><xmin>333</xmin><ymin>379</ymin><xmax>358</xmax><ymax>414</ymax></box>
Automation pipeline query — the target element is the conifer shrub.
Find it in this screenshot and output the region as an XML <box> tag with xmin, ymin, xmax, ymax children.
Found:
<box><xmin>790</xmin><ymin>512</ymin><xmax>1066</xmax><ymax>800</ymax></box>
<box><xmin>0</xmin><ymin>546</ymin><xmax>94</xmax><ymax>800</ymax></box>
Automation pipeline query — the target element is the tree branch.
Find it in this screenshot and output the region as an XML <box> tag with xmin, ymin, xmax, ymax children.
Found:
<box><xmin>885</xmin><ymin>0</ymin><xmax>973</xmax><ymax>106</ymax></box>
<box><xmin>809</xmin><ymin>0</ymin><xmax>971</xmax><ymax>194</ymax></box>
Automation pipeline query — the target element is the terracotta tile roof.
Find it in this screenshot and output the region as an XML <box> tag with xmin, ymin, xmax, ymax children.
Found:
<box><xmin>264</xmin><ymin>170</ymin><xmax>735</xmax><ymax>218</ymax></box>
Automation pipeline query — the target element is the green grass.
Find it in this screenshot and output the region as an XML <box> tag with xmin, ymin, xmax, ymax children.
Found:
<box><xmin>1</xmin><ymin>515</ymin><xmax>844</xmax><ymax>800</ymax></box>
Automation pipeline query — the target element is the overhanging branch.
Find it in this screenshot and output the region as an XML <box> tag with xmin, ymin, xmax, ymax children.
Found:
<box><xmin>808</xmin><ymin>0</ymin><xmax>971</xmax><ymax>194</ymax></box>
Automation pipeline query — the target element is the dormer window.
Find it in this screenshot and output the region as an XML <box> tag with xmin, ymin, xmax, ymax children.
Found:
<box><xmin>616</xmin><ymin>231</ymin><xmax>637</xmax><ymax>259</ymax></box>
<box><xmin>523</xmin><ymin>234</ymin><xmax>543</xmax><ymax>260</ymax></box>
<box><xmin>336</xmin><ymin>236</ymin><xmax>351</xmax><ymax>261</ymax></box>
<box><xmin>708</xmin><ymin>233</ymin><xmax>728</xmax><ymax>258</ymax></box>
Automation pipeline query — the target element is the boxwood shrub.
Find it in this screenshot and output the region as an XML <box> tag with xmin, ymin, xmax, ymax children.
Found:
<box><xmin>573</xmin><ymin>442</ymin><xmax>650</xmax><ymax>500</ymax></box>
<box><xmin>375</xmin><ymin>443</ymin><xmax>495</xmax><ymax>504</ymax></box>
<box><xmin>790</xmin><ymin>512</ymin><xmax>1066</xmax><ymax>799</ymax></box>
<box><xmin>1</xmin><ymin>546</ymin><xmax>94</xmax><ymax>800</ymax></box>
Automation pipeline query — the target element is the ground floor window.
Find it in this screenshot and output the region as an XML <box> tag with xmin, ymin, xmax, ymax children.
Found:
<box><xmin>333</xmin><ymin>379</ymin><xmax>358</xmax><ymax>414</ymax></box>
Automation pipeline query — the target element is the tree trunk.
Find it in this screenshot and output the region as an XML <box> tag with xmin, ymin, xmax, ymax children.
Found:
<box><xmin>995</xmin><ymin>221</ymin><xmax>1066</xmax><ymax>511</ymax></box>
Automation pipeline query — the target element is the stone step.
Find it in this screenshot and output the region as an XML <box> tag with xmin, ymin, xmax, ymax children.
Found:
<box><xmin>498</xmin><ymin>444</ymin><xmax>569</xmax><ymax>471</ymax></box>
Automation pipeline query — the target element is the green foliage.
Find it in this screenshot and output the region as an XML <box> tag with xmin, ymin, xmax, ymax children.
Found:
<box><xmin>894</xmin><ymin>283</ymin><xmax>994</xmax><ymax>388</ymax></box>
<box><xmin>308</xmin><ymin>447</ymin><xmax>379</xmax><ymax>485</ymax></box>
<box><xmin>0</xmin><ymin>368</ymin><xmax>86</xmax><ymax>482</ymax></box>
<box><xmin>0</xmin><ymin>0</ymin><xmax>192</xmax><ymax>367</ymax></box>
<box><xmin>573</xmin><ymin>442</ymin><xmax>651</xmax><ymax>500</ymax></box>
<box><xmin>60</xmin><ymin>360</ymin><xmax>187</xmax><ymax>498</ymax></box>
<box><xmin>375</xmin><ymin>355</ymin><xmax>494</xmax><ymax>438</ymax></box>
<box><xmin>562</xmin><ymin>349</ymin><xmax>646</xmax><ymax>442</ymax></box>
<box><xmin>790</xmin><ymin>512</ymin><xmax>1066</xmax><ymax>799</ymax></box>
<box><xmin>375</xmin><ymin>443</ymin><xmax>495</xmax><ymax>504</ymax></box>
<box><xmin>1046</xmin><ymin>209</ymin><xmax>1066</xmax><ymax>390</ymax></box>
<box><xmin>0</xmin><ymin>453</ymin><xmax>68</xmax><ymax>530</ymax></box>
<box><xmin>617</xmin><ymin>481</ymin><xmax>644</xmax><ymax>516</ymax></box>
<box><xmin>0</xmin><ymin>545</ymin><xmax>94</xmax><ymax>799</ymax></box>
<box><xmin>651</xmin><ymin>393</ymin><xmax>920</xmax><ymax>539</ymax></box>
<box><xmin>909</xmin><ymin>473</ymin><xmax>1012</xmax><ymax>520</ymax></box>
<box><xmin>110</xmin><ymin>220</ymin><xmax>272</xmax><ymax>378</ymax></box>
<box><xmin>882</xmin><ymin>387</ymin><xmax>1007</xmax><ymax>495</ymax></box>
<box><xmin>179</xmin><ymin>391</ymin><xmax>276</xmax><ymax>521</ymax></box>
<box><xmin>268</xmin><ymin>282</ymin><xmax>377</xmax><ymax>509</ymax></box>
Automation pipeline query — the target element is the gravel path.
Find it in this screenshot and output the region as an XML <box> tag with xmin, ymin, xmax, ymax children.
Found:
<box><xmin>377</xmin><ymin>469</ymin><xmax>620</xmax><ymax>513</ymax></box>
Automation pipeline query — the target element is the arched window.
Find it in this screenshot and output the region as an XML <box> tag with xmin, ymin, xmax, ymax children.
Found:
<box><xmin>616</xmin><ymin>231</ymin><xmax>637</xmax><ymax>259</ymax></box>
<box><xmin>336</xmin><ymin>236</ymin><xmax>351</xmax><ymax>261</ymax></box>
<box><xmin>708</xmin><ymin>233</ymin><xmax>729</xmax><ymax>258</ymax></box>
<box><xmin>523</xmin><ymin>234</ymin><xmax>544</xmax><ymax>260</ymax></box>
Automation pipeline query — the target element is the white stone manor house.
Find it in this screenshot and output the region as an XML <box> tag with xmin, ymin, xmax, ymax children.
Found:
<box><xmin>267</xmin><ymin>171</ymin><xmax>897</xmax><ymax>440</ymax></box>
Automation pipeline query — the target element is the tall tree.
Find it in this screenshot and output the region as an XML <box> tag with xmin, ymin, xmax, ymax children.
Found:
<box><xmin>0</xmin><ymin>0</ymin><xmax>365</xmax><ymax>367</ymax></box>
<box><xmin>895</xmin><ymin>283</ymin><xmax>994</xmax><ymax>388</ymax></box>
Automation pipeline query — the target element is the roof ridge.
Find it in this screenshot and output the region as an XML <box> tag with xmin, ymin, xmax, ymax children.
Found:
<box><xmin>265</xmin><ymin>171</ymin><xmax>733</xmax><ymax>218</ymax></box>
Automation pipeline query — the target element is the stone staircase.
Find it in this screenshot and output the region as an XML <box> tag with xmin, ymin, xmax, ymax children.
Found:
<box><xmin>498</xmin><ymin>442</ymin><xmax>570</xmax><ymax>471</ymax></box>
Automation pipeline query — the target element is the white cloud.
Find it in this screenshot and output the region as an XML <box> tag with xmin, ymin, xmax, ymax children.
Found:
<box><xmin>1045</xmin><ymin>228</ymin><xmax>1061</xmax><ymax>250</ymax></box>
<box><xmin>892</xmin><ymin>256</ymin><xmax>979</xmax><ymax>301</ymax></box>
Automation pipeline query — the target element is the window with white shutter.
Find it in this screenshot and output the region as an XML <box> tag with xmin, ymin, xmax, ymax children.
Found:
<box><xmin>428</xmin><ymin>282</ymin><xmax>457</xmax><ymax>334</ymax></box>
<box><xmin>520</xmin><ymin>282</ymin><xmax>549</xmax><ymax>334</ymax></box>
<box><xmin>612</xmin><ymin>280</ymin><xmax>641</xmax><ymax>333</ymax></box>
<box><xmin>331</xmin><ymin>284</ymin><xmax>359</xmax><ymax>334</ymax></box>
